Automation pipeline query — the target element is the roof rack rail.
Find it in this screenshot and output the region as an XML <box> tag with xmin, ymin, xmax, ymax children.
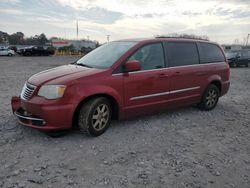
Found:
<box><xmin>155</xmin><ymin>36</ymin><xmax>209</xmax><ymax>41</ymax></box>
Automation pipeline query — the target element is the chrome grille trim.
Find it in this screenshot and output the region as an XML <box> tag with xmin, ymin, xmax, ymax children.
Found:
<box><xmin>20</xmin><ymin>82</ymin><xmax>37</xmax><ymax>100</ymax></box>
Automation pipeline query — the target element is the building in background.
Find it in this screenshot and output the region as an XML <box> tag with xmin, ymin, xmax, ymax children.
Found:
<box><xmin>222</xmin><ymin>44</ymin><xmax>243</xmax><ymax>51</ymax></box>
<box><xmin>50</xmin><ymin>39</ymin><xmax>97</xmax><ymax>50</ymax></box>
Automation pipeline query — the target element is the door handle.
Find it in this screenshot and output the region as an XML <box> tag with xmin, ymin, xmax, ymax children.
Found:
<box><xmin>159</xmin><ymin>73</ymin><xmax>168</xmax><ymax>78</ymax></box>
<box><xmin>172</xmin><ymin>71</ymin><xmax>181</xmax><ymax>76</ymax></box>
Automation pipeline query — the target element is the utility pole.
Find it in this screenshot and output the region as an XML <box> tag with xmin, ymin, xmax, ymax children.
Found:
<box><xmin>107</xmin><ymin>35</ymin><xmax>110</xmax><ymax>42</ymax></box>
<box><xmin>246</xmin><ymin>34</ymin><xmax>250</xmax><ymax>46</ymax></box>
<box><xmin>76</xmin><ymin>20</ymin><xmax>79</xmax><ymax>41</ymax></box>
<box><xmin>64</xmin><ymin>28</ymin><xmax>66</xmax><ymax>39</ymax></box>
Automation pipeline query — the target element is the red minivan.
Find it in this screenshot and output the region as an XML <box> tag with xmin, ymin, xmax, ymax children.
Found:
<box><xmin>11</xmin><ymin>38</ymin><xmax>230</xmax><ymax>136</ymax></box>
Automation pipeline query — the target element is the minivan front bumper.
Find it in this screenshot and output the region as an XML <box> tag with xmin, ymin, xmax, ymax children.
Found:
<box><xmin>11</xmin><ymin>96</ymin><xmax>74</xmax><ymax>131</ymax></box>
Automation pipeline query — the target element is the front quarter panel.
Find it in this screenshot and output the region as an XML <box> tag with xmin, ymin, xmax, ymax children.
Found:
<box><xmin>73</xmin><ymin>73</ymin><xmax>124</xmax><ymax>117</ymax></box>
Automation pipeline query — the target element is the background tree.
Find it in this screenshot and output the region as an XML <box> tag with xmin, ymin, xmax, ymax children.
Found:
<box><xmin>8</xmin><ymin>32</ymin><xmax>25</xmax><ymax>45</ymax></box>
<box><xmin>0</xmin><ymin>31</ymin><xmax>9</xmax><ymax>44</ymax></box>
<box><xmin>38</xmin><ymin>33</ymin><xmax>48</xmax><ymax>45</ymax></box>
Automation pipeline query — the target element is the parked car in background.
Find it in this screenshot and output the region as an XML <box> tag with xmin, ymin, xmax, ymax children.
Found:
<box><xmin>8</xmin><ymin>46</ymin><xmax>17</xmax><ymax>53</ymax></box>
<box><xmin>0</xmin><ymin>48</ymin><xmax>15</xmax><ymax>56</ymax></box>
<box><xmin>17</xmin><ymin>46</ymin><xmax>55</xmax><ymax>56</ymax></box>
<box><xmin>225</xmin><ymin>50</ymin><xmax>250</xmax><ymax>67</ymax></box>
<box><xmin>11</xmin><ymin>38</ymin><xmax>230</xmax><ymax>137</ymax></box>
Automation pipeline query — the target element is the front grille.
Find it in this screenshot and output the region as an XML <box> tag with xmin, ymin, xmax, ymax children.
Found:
<box><xmin>20</xmin><ymin>82</ymin><xmax>36</xmax><ymax>100</ymax></box>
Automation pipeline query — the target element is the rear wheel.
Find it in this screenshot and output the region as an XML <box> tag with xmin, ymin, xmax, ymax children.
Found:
<box><xmin>199</xmin><ymin>84</ymin><xmax>220</xmax><ymax>111</ymax></box>
<box><xmin>78</xmin><ymin>97</ymin><xmax>112</xmax><ymax>136</ymax></box>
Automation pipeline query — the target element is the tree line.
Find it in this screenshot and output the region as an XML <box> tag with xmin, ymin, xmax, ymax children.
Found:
<box><xmin>0</xmin><ymin>31</ymin><xmax>49</xmax><ymax>45</ymax></box>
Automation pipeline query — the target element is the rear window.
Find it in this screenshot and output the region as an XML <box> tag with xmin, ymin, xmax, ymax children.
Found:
<box><xmin>166</xmin><ymin>42</ymin><xmax>199</xmax><ymax>67</ymax></box>
<box><xmin>199</xmin><ymin>42</ymin><xmax>225</xmax><ymax>63</ymax></box>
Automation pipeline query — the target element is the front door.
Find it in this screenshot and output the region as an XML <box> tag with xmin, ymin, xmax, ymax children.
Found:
<box><xmin>123</xmin><ymin>43</ymin><xmax>170</xmax><ymax>116</ymax></box>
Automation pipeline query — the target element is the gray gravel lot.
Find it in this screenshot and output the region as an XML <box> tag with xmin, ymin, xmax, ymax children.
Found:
<box><xmin>0</xmin><ymin>56</ymin><xmax>250</xmax><ymax>188</ymax></box>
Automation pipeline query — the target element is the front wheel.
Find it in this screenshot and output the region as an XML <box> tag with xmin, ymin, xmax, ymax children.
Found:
<box><xmin>199</xmin><ymin>84</ymin><xmax>220</xmax><ymax>111</ymax></box>
<box><xmin>78</xmin><ymin>97</ymin><xmax>112</xmax><ymax>136</ymax></box>
<box><xmin>8</xmin><ymin>53</ymin><xmax>13</xmax><ymax>56</ymax></box>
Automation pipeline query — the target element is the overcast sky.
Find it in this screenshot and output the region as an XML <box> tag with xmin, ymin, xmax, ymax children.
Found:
<box><xmin>1</xmin><ymin>0</ymin><xmax>250</xmax><ymax>44</ymax></box>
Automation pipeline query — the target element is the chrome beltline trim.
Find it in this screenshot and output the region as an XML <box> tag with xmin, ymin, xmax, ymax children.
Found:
<box><xmin>112</xmin><ymin>62</ymin><xmax>225</xmax><ymax>76</ymax></box>
<box><xmin>130</xmin><ymin>86</ymin><xmax>200</xmax><ymax>100</ymax></box>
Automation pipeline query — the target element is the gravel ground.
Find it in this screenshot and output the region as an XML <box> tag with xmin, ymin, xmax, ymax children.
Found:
<box><xmin>0</xmin><ymin>56</ymin><xmax>250</xmax><ymax>188</ymax></box>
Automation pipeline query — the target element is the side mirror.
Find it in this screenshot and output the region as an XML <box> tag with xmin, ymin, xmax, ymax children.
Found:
<box><xmin>124</xmin><ymin>60</ymin><xmax>141</xmax><ymax>72</ymax></box>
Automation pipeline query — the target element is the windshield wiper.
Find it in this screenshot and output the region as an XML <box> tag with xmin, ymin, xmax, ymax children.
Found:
<box><xmin>75</xmin><ymin>63</ymin><xmax>93</xmax><ymax>68</ymax></box>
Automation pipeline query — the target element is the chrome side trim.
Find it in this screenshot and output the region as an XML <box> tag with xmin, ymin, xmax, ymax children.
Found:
<box><xmin>112</xmin><ymin>62</ymin><xmax>225</xmax><ymax>76</ymax></box>
<box><xmin>131</xmin><ymin>91</ymin><xmax>170</xmax><ymax>100</ymax></box>
<box><xmin>169</xmin><ymin>86</ymin><xmax>200</xmax><ymax>94</ymax></box>
<box><xmin>14</xmin><ymin>112</ymin><xmax>45</xmax><ymax>122</ymax></box>
<box><xmin>130</xmin><ymin>86</ymin><xmax>200</xmax><ymax>100</ymax></box>
<box><xmin>112</xmin><ymin>73</ymin><xmax>124</xmax><ymax>76</ymax></box>
<box><xmin>222</xmin><ymin>80</ymin><xmax>230</xmax><ymax>84</ymax></box>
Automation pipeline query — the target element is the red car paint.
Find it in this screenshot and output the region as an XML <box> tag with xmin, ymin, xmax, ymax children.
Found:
<box><xmin>11</xmin><ymin>38</ymin><xmax>230</xmax><ymax>132</ymax></box>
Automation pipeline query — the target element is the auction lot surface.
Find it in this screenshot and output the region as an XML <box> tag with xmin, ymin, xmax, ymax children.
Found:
<box><xmin>0</xmin><ymin>56</ymin><xmax>250</xmax><ymax>188</ymax></box>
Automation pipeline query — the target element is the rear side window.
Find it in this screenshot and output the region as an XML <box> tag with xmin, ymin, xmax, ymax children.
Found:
<box><xmin>199</xmin><ymin>42</ymin><xmax>225</xmax><ymax>63</ymax></box>
<box><xmin>166</xmin><ymin>42</ymin><xmax>199</xmax><ymax>67</ymax></box>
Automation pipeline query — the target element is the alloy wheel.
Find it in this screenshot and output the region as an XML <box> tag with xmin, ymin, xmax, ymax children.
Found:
<box><xmin>92</xmin><ymin>104</ymin><xmax>109</xmax><ymax>131</ymax></box>
<box><xmin>205</xmin><ymin>89</ymin><xmax>217</xmax><ymax>108</ymax></box>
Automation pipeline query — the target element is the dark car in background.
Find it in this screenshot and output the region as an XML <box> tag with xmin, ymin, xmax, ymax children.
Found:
<box><xmin>8</xmin><ymin>46</ymin><xmax>17</xmax><ymax>53</ymax></box>
<box><xmin>17</xmin><ymin>46</ymin><xmax>55</xmax><ymax>56</ymax></box>
<box><xmin>225</xmin><ymin>50</ymin><xmax>250</xmax><ymax>67</ymax></box>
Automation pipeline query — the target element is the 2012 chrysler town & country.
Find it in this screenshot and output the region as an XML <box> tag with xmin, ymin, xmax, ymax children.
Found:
<box><xmin>11</xmin><ymin>38</ymin><xmax>230</xmax><ymax>136</ymax></box>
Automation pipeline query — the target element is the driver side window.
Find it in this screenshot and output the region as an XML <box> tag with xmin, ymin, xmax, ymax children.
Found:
<box><xmin>128</xmin><ymin>43</ymin><xmax>165</xmax><ymax>70</ymax></box>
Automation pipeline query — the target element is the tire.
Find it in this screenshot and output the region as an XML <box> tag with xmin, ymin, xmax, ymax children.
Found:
<box><xmin>199</xmin><ymin>84</ymin><xmax>220</xmax><ymax>111</ymax></box>
<box><xmin>8</xmin><ymin>53</ymin><xmax>13</xmax><ymax>56</ymax></box>
<box><xmin>78</xmin><ymin>97</ymin><xmax>112</xmax><ymax>136</ymax></box>
<box><xmin>246</xmin><ymin>63</ymin><xmax>249</xmax><ymax>67</ymax></box>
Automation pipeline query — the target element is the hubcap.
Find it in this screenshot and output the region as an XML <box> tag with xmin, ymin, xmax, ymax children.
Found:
<box><xmin>205</xmin><ymin>89</ymin><xmax>217</xmax><ymax>108</ymax></box>
<box><xmin>92</xmin><ymin>104</ymin><xmax>109</xmax><ymax>131</ymax></box>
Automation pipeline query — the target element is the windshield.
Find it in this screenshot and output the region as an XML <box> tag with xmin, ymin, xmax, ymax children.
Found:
<box><xmin>76</xmin><ymin>41</ymin><xmax>136</xmax><ymax>69</ymax></box>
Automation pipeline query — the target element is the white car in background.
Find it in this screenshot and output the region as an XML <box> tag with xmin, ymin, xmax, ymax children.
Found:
<box><xmin>0</xmin><ymin>48</ymin><xmax>15</xmax><ymax>56</ymax></box>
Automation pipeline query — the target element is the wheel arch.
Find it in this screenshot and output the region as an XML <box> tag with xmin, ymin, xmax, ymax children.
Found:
<box><xmin>72</xmin><ymin>93</ymin><xmax>120</xmax><ymax>128</ymax></box>
<box><xmin>209</xmin><ymin>80</ymin><xmax>222</xmax><ymax>95</ymax></box>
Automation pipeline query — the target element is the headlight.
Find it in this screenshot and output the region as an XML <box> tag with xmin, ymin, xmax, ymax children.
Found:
<box><xmin>38</xmin><ymin>85</ymin><xmax>66</xmax><ymax>99</ymax></box>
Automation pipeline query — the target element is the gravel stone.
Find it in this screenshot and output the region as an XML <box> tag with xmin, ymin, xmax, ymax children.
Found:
<box><xmin>0</xmin><ymin>56</ymin><xmax>249</xmax><ymax>187</ymax></box>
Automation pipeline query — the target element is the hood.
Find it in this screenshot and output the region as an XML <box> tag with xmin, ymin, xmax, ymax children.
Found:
<box><xmin>28</xmin><ymin>64</ymin><xmax>103</xmax><ymax>86</ymax></box>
